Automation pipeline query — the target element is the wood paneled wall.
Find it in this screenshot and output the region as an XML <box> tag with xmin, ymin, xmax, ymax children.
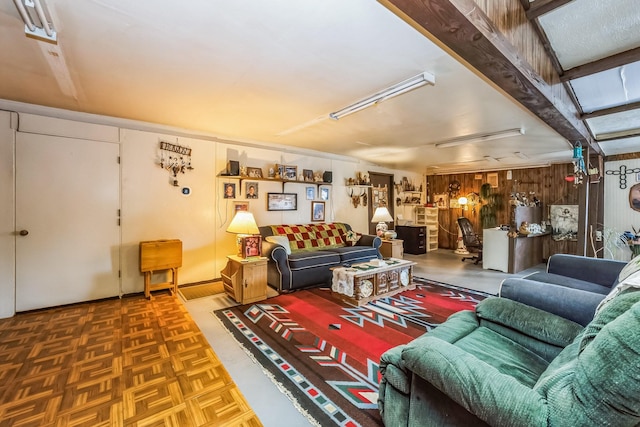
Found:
<box><xmin>427</xmin><ymin>163</ymin><xmax>587</xmax><ymax>259</ymax></box>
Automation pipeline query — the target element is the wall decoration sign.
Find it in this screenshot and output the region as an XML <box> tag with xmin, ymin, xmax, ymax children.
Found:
<box><xmin>550</xmin><ymin>205</ymin><xmax>578</xmax><ymax>241</ymax></box>
<box><xmin>159</xmin><ymin>139</ymin><xmax>193</xmax><ymax>185</ymax></box>
<box><xmin>606</xmin><ymin>164</ymin><xmax>640</xmax><ymax>189</ymax></box>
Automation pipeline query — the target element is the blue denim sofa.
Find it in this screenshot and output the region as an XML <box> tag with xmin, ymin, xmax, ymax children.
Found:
<box><xmin>499</xmin><ymin>253</ymin><xmax>627</xmax><ymax>325</ymax></box>
<box><xmin>259</xmin><ymin>222</ymin><xmax>381</xmax><ymax>292</ymax></box>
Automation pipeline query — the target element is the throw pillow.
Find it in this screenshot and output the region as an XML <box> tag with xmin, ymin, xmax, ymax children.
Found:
<box><xmin>617</xmin><ymin>254</ymin><xmax>640</xmax><ymax>283</ymax></box>
<box><xmin>265</xmin><ymin>235</ymin><xmax>291</xmax><ymax>255</ymax></box>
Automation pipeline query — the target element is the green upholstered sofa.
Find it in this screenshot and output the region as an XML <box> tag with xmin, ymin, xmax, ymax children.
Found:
<box><xmin>378</xmin><ymin>288</ymin><xmax>640</xmax><ymax>426</ymax></box>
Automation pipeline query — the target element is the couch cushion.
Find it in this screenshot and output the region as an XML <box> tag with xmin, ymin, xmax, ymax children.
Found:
<box><xmin>287</xmin><ymin>250</ymin><xmax>341</xmax><ymax>271</ymax></box>
<box><xmin>522</xmin><ymin>271</ymin><xmax>610</xmax><ymax>295</ymax></box>
<box><xmin>331</xmin><ymin>246</ymin><xmax>379</xmax><ymax>264</ymax></box>
<box><xmin>454</xmin><ymin>327</ymin><xmax>550</xmax><ymax>388</ymax></box>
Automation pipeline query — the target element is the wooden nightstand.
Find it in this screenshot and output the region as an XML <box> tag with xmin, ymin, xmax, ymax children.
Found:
<box><xmin>221</xmin><ymin>255</ymin><xmax>268</xmax><ymax>304</ymax></box>
<box><xmin>380</xmin><ymin>239</ymin><xmax>404</xmax><ymax>259</ymax></box>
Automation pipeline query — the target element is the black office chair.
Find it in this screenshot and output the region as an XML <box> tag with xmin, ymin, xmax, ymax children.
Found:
<box><xmin>457</xmin><ymin>217</ymin><xmax>483</xmax><ymax>265</ymax></box>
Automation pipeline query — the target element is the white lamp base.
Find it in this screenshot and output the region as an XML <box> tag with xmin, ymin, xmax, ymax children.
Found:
<box><xmin>454</xmin><ymin>224</ymin><xmax>469</xmax><ymax>255</ymax></box>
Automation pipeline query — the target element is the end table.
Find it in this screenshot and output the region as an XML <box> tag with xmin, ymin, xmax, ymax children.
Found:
<box><xmin>380</xmin><ymin>239</ymin><xmax>404</xmax><ymax>259</ymax></box>
<box><xmin>221</xmin><ymin>255</ymin><xmax>268</xmax><ymax>304</ymax></box>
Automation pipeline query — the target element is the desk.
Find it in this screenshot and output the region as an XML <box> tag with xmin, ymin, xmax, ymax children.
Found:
<box><xmin>482</xmin><ymin>228</ymin><xmax>548</xmax><ymax>273</ymax></box>
<box><xmin>482</xmin><ymin>229</ymin><xmax>509</xmax><ymax>272</ymax></box>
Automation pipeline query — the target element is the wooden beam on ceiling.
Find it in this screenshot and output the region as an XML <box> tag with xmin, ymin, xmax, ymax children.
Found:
<box><xmin>561</xmin><ymin>46</ymin><xmax>640</xmax><ymax>81</ymax></box>
<box><xmin>378</xmin><ymin>0</ymin><xmax>599</xmax><ymax>154</ymax></box>
<box><xmin>525</xmin><ymin>0</ymin><xmax>573</xmax><ymax>20</ymax></box>
<box><xmin>581</xmin><ymin>100</ymin><xmax>640</xmax><ymax>120</ymax></box>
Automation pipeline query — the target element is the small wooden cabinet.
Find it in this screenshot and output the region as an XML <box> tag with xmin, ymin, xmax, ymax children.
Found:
<box><xmin>221</xmin><ymin>256</ymin><xmax>268</xmax><ymax>304</ymax></box>
<box><xmin>140</xmin><ymin>239</ymin><xmax>182</xmax><ymax>298</ymax></box>
<box><xmin>395</xmin><ymin>225</ymin><xmax>427</xmax><ymax>255</ymax></box>
<box><xmin>380</xmin><ymin>239</ymin><xmax>404</xmax><ymax>259</ymax></box>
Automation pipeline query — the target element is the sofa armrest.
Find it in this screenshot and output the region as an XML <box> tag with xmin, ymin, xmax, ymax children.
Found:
<box><xmin>356</xmin><ymin>234</ymin><xmax>382</xmax><ymax>249</ymax></box>
<box><xmin>475</xmin><ymin>298</ymin><xmax>583</xmax><ymax>347</ymax></box>
<box><xmin>402</xmin><ymin>336</ymin><xmax>548</xmax><ymax>427</ymax></box>
<box><xmin>499</xmin><ymin>278</ymin><xmax>605</xmax><ymax>326</ymax></box>
<box><xmin>547</xmin><ymin>254</ymin><xmax>626</xmax><ymax>288</ymax></box>
<box><xmin>261</xmin><ymin>241</ymin><xmax>288</xmax><ymax>264</ymax></box>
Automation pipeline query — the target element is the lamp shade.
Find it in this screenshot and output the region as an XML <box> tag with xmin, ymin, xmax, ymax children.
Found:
<box><xmin>371</xmin><ymin>207</ymin><xmax>393</xmax><ymax>223</ymax></box>
<box><xmin>226</xmin><ymin>211</ymin><xmax>259</xmax><ymax>235</ymax></box>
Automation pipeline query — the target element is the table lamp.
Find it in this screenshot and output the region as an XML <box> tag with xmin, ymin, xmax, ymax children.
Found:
<box><xmin>454</xmin><ymin>197</ymin><xmax>470</xmax><ymax>255</ymax></box>
<box><xmin>371</xmin><ymin>206</ymin><xmax>394</xmax><ymax>238</ymax></box>
<box><xmin>226</xmin><ymin>211</ymin><xmax>260</xmax><ymax>257</ymax></box>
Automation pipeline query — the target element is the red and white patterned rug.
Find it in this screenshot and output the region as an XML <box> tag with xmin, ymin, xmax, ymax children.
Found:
<box><xmin>214</xmin><ymin>277</ymin><xmax>489</xmax><ymax>427</ymax></box>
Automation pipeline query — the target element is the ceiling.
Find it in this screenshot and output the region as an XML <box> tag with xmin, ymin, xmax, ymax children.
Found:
<box><xmin>0</xmin><ymin>0</ymin><xmax>638</xmax><ymax>174</ymax></box>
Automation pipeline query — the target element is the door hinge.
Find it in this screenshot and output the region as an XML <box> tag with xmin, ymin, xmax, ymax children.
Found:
<box><xmin>117</xmin><ymin>156</ymin><xmax>121</xmax><ymax>164</ymax></box>
<box><xmin>117</xmin><ymin>218</ymin><xmax>121</xmax><ymax>226</ymax></box>
<box><xmin>119</xmin><ymin>270</ymin><xmax>121</xmax><ymax>278</ymax></box>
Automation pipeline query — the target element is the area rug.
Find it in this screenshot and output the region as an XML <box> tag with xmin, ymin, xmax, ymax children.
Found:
<box><xmin>214</xmin><ymin>277</ymin><xmax>489</xmax><ymax>427</ymax></box>
<box><xmin>178</xmin><ymin>281</ymin><xmax>224</xmax><ymax>300</ymax></box>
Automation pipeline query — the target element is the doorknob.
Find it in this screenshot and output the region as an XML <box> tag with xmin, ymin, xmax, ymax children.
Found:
<box><xmin>19</xmin><ymin>230</ymin><xmax>29</xmax><ymax>236</ymax></box>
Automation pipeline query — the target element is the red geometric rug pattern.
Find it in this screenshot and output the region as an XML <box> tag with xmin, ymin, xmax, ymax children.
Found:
<box><xmin>215</xmin><ymin>278</ymin><xmax>489</xmax><ymax>427</ymax></box>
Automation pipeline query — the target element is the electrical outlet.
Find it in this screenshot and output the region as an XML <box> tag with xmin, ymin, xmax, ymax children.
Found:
<box><xmin>595</xmin><ymin>230</ymin><xmax>603</xmax><ymax>242</ymax></box>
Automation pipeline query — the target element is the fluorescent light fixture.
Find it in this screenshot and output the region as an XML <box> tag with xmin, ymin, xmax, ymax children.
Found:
<box><xmin>12</xmin><ymin>0</ymin><xmax>57</xmax><ymax>43</ymax></box>
<box><xmin>514</xmin><ymin>151</ymin><xmax>529</xmax><ymax>159</ymax></box>
<box><xmin>434</xmin><ymin>128</ymin><xmax>525</xmax><ymax>148</ymax></box>
<box><xmin>329</xmin><ymin>72</ymin><xmax>435</xmax><ymax>120</ymax></box>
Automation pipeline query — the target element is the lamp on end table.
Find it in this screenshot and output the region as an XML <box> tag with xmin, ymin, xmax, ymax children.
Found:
<box><xmin>226</xmin><ymin>211</ymin><xmax>261</xmax><ymax>258</ymax></box>
<box><xmin>372</xmin><ymin>206</ymin><xmax>395</xmax><ymax>239</ymax></box>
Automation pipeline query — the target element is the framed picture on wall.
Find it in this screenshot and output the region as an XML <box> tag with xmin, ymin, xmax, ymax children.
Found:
<box><xmin>434</xmin><ymin>193</ymin><xmax>448</xmax><ymax>209</ymax></box>
<box><xmin>223</xmin><ymin>183</ymin><xmax>236</xmax><ymax>199</ymax></box>
<box><xmin>487</xmin><ymin>172</ymin><xmax>499</xmax><ymax>188</ymax></box>
<box><xmin>234</xmin><ymin>202</ymin><xmax>249</xmax><ymax>212</ymax></box>
<box><xmin>306</xmin><ymin>187</ymin><xmax>315</xmax><ymax>200</ymax></box>
<box><xmin>267</xmin><ymin>193</ymin><xmax>297</xmax><ymax>211</ymax></box>
<box><xmin>245</xmin><ymin>182</ymin><xmax>259</xmax><ymax>199</ymax></box>
<box><xmin>320</xmin><ymin>187</ymin><xmax>329</xmax><ymax>201</ymax></box>
<box><xmin>311</xmin><ymin>201</ymin><xmax>325</xmax><ymax>222</ymax></box>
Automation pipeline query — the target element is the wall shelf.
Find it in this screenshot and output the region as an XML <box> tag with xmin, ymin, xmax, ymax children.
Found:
<box><xmin>217</xmin><ymin>174</ymin><xmax>331</xmax><ymax>192</ymax></box>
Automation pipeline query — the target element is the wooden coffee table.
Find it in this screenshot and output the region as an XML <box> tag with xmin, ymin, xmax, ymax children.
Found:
<box><xmin>331</xmin><ymin>258</ymin><xmax>416</xmax><ymax>306</ymax></box>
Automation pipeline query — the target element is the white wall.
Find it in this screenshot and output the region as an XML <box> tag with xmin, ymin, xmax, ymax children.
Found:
<box><xmin>603</xmin><ymin>158</ymin><xmax>640</xmax><ymax>261</ymax></box>
<box><xmin>0</xmin><ymin>103</ymin><xmax>423</xmax><ymax>318</ymax></box>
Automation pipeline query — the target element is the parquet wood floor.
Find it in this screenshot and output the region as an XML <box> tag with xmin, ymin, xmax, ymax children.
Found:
<box><xmin>0</xmin><ymin>293</ymin><xmax>262</xmax><ymax>427</ymax></box>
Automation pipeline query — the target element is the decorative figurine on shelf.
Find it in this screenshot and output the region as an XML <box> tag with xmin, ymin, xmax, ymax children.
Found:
<box><xmin>314</xmin><ymin>172</ymin><xmax>323</xmax><ymax>182</ymax></box>
<box><xmin>240</xmin><ymin>166</ymin><xmax>247</xmax><ymax>177</ymax></box>
<box><xmin>268</xmin><ymin>167</ymin><xmax>275</xmax><ymax>178</ymax></box>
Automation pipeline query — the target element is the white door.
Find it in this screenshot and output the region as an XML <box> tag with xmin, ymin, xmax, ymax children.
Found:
<box><xmin>16</xmin><ymin>133</ymin><xmax>120</xmax><ymax>311</ymax></box>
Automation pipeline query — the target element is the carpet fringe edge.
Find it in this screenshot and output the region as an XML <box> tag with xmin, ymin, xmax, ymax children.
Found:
<box><xmin>212</xmin><ymin>311</ymin><xmax>324</xmax><ymax>427</ymax></box>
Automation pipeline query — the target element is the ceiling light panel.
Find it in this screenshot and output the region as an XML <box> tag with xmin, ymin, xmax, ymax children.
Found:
<box><xmin>329</xmin><ymin>71</ymin><xmax>435</xmax><ymax>120</ymax></box>
<box><xmin>434</xmin><ymin>128</ymin><xmax>524</xmax><ymax>148</ymax></box>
